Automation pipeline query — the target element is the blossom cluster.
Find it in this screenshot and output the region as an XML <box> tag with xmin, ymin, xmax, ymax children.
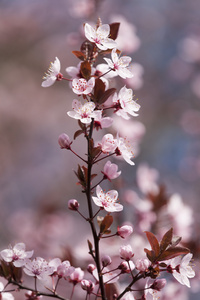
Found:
<box><xmin>0</xmin><ymin>19</ymin><xmax>195</xmax><ymax>300</ymax></box>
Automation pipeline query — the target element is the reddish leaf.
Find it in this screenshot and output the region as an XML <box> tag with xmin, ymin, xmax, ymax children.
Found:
<box><xmin>98</xmin><ymin>88</ymin><xmax>116</xmax><ymax>104</ymax></box>
<box><xmin>74</xmin><ymin>129</ymin><xmax>84</xmax><ymax>140</ymax></box>
<box><xmin>144</xmin><ymin>248</ymin><xmax>156</xmax><ymax>263</ymax></box>
<box><xmin>109</xmin><ymin>22</ymin><xmax>120</xmax><ymax>40</ymax></box>
<box><xmin>145</xmin><ymin>231</ymin><xmax>160</xmax><ymax>257</ymax></box>
<box><xmin>100</xmin><ymin>215</ymin><xmax>113</xmax><ymax>234</ymax></box>
<box><xmin>159</xmin><ymin>228</ymin><xmax>173</xmax><ymax>253</ymax></box>
<box><xmin>72</xmin><ymin>50</ymin><xmax>86</xmax><ymax>61</ymax></box>
<box><xmin>157</xmin><ymin>246</ymin><xmax>190</xmax><ymax>261</ymax></box>
<box><xmin>105</xmin><ymin>283</ymin><xmax>119</xmax><ymax>299</ymax></box>
<box><xmin>91</xmin><ymin>173</ymin><xmax>97</xmax><ymax>182</ymax></box>
<box><xmin>74</xmin><ymin>165</ymin><xmax>86</xmax><ymax>188</ymax></box>
<box><xmin>171</xmin><ymin>235</ymin><xmax>182</xmax><ymax>247</ymax></box>
<box><xmin>78</xmin><ymin>119</ymin><xmax>86</xmax><ymax>130</ymax></box>
<box><xmin>87</xmin><ymin>240</ymin><xmax>93</xmax><ymax>253</ymax></box>
<box><xmin>94</xmin><ymin>78</ymin><xmax>106</xmax><ymax>102</ymax></box>
<box><xmin>80</xmin><ymin>61</ymin><xmax>91</xmax><ymax>80</ymax></box>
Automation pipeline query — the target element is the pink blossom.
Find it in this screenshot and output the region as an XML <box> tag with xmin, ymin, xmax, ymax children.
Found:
<box><xmin>125</xmin><ymin>63</ymin><xmax>144</xmax><ymax>90</ymax></box>
<box><xmin>69</xmin><ymin>267</ymin><xmax>84</xmax><ymax>285</ymax></box>
<box><xmin>58</xmin><ymin>133</ymin><xmax>72</xmax><ymax>149</ymax></box>
<box><xmin>112</xmin><ymin>86</ymin><xmax>140</xmax><ymax>119</ymax></box>
<box><xmin>117</xmin><ymin>225</ymin><xmax>133</xmax><ymax>239</ymax></box>
<box><xmin>81</xmin><ymin>279</ymin><xmax>95</xmax><ymax>294</ymax></box>
<box><xmin>121</xmin><ymin>291</ymin><xmax>136</xmax><ymax>300</ymax></box>
<box><xmin>99</xmin><ymin>134</ymin><xmax>117</xmax><ymax>153</ymax></box>
<box><xmin>101</xmin><ymin>255</ymin><xmax>112</xmax><ymax>267</ymax></box>
<box><xmin>150</xmin><ymin>279</ymin><xmax>166</xmax><ymax>291</ymax></box>
<box><xmin>84</xmin><ymin>23</ymin><xmax>117</xmax><ymax>50</ymax></box>
<box><xmin>104</xmin><ymin>48</ymin><xmax>133</xmax><ymax>79</ymax></box>
<box><xmin>118</xmin><ymin>261</ymin><xmax>135</xmax><ymax>273</ymax></box>
<box><xmin>72</xmin><ymin>77</ymin><xmax>95</xmax><ymax>95</ymax></box>
<box><xmin>23</xmin><ymin>257</ymin><xmax>54</xmax><ymax>280</ymax></box>
<box><xmin>102</xmin><ymin>160</ymin><xmax>121</xmax><ymax>181</ymax></box>
<box><xmin>67</xmin><ymin>99</ymin><xmax>99</xmax><ymax>124</ymax></box>
<box><xmin>68</xmin><ymin>199</ymin><xmax>79</xmax><ymax>211</ymax></box>
<box><xmin>136</xmin><ymin>164</ymin><xmax>159</xmax><ymax>195</ymax></box>
<box><xmin>48</xmin><ymin>258</ymin><xmax>74</xmax><ymax>278</ymax></box>
<box><xmin>1</xmin><ymin>243</ymin><xmax>33</xmax><ymax>267</ymax></box>
<box><xmin>119</xmin><ymin>245</ymin><xmax>134</xmax><ymax>261</ymax></box>
<box><xmin>92</xmin><ymin>185</ymin><xmax>123</xmax><ymax>212</ymax></box>
<box><xmin>87</xmin><ymin>264</ymin><xmax>96</xmax><ymax>274</ymax></box>
<box><xmin>135</xmin><ymin>258</ymin><xmax>151</xmax><ymax>272</ymax></box>
<box><xmin>66</xmin><ymin>62</ymin><xmax>82</xmax><ymax>79</ymax></box>
<box><xmin>41</xmin><ymin>57</ymin><xmax>62</xmax><ymax>87</ymax></box>
<box><xmin>170</xmin><ymin>253</ymin><xmax>195</xmax><ymax>288</ymax></box>
<box><xmin>115</xmin><ymin>134</ymin><xmax>135</xmax><ymax>165</ymax></box>
<box><xmin>0</xmin><ymin>282</ymin><xmax>14</xmax><ymax>300</ymax></box>
<box><xmin>93</xmin><ymin>111</ymin><xmax>113</xmax><ymax>130</ymax></box>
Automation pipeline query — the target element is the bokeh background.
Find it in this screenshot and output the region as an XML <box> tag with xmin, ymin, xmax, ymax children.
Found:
<box><xmin>0</xmin><ymin>0</ymin><xmax>200</xmax><ymax>299</ymax></box>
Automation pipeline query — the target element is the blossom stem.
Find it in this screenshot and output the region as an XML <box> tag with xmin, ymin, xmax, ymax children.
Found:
<box><xmin>90</xmin><ymin>177</ymin><xmax>105</xmax><ymax>191</ymax></box>
<box><xmin>85</xmin><ymin>118</ymin><xmax>107</xmax><ymax>300</ymax></box>
<box><xmin>128</xmin><ymin>261</ymin><xmax>135</xmax><ymax>281</ymax></box>
<box><xmin>70</xmin><ymin>148</ymin><xmax>87</xmax><ymax>163</ymax></box>
<box><xmin>93</xmin><ymin>152</ymin><xmax>115</xmax><ymax>164</ymax></box>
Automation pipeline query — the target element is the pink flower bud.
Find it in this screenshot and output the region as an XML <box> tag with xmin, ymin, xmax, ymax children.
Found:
<box><xmin>150</xmin><ymin>279</ymin><xmax>166</xmax><ymax>291</ymax></box>
<box><xmin>87</xmin><ymin>264</ymin><xmax>96</xmax><ymax>274</ymax></box>
<box><xmin>136</xmin><ymin>258</ymin><xmax>151</xmax><ymax>272</ymax></box>
<box><xmin>118</xmin><ymin>261</ymin><xmax>135</xmax><ymax>273</ymax></box>
<box><xmin>117</xmin><ymin>225</ymin><xmax>133</xmax><ymax>239</ymax></box>
<box><xmin>81</xmin><ymin>279</ymin><xmax>95</xmax><ymax>294</ymax></box>
<box><xmin>101</xmin><ymin>255</ymin><xmax>112</xmax><ymax>268</ymax></box>
<box><xmin>119</xmin><ymin>245</ymin><xmax>134</xmax><ymax>261</ymax></box>
<box><xmin>69</xmin><ymin>267</ymin><xmax>84</xmax><ymax>285</ymax></box>
<box><xmin>68</xmin><ymin>199</ymin><xmax>79</xmax><ymax>211</ymax></box>
<box><xmin>58</xmin><ymin>133</ymin><xmax>72</xmax><ymax>149</ymax></box>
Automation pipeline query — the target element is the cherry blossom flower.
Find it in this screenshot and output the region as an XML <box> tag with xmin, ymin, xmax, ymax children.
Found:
<box><xmin>115</xmin><ymin>134</ymin><xmax>135</xmax><ymax>165</ymax></box>
<box><xmin>119</xmin><ymin>245</ymin><xmax>134</xmax><ymax>261</ymax></box>
<box><xmin>1</xmin><ymin>243</ymin><xmax>33</xmax><ymax>267</ymax></box>
<box><xmin>117</xmin><ymin>225</ymin><xmax>133</xmax><ymax>239</ymax></box>
<box><xmin>93</xmin><ymin>110</ymin><xmax>113</xmax><ymax>130</ymax></box>
<box><xmin>49</xmin><ymin>258</ymin><xmax>75</xmax><ymax>278</ymax></box>
<box><xmin>135</xmin><ymin>258</ymin><xmax>151</xmax><ymax>272</ymax></box>
<box><xmin>69</xmin><ymin>267</ymin><xmax>84</xmax><ymax>285</ymax></box>
<box><xmin>150</xmin><ymin>279</ymin><xmax>166</xmax><ymax>291</ymax></box>
<box><xmin>71</xmin><ymin>77</ymin><xmax>95</xmax><ymax>95</ymax></box>
<box><xmin>112</xmin><ymin>86</ymin><xmax>140</xmax><ymax>119</ymax></box>
<box><xmin>58</xmin><ymin>133</ymin><xmax>72</xmax><ymax>149</ymax></box>
<box><xmin>41</xmin><ymin>57</ymin><xmax>62</xmax><ymax>87</ymax></box>
<box><xmin>99</xmin><ymin>134</ymin><xmax>117</xmax><ymax>153</ymax></box>
<box><xmin>0</xmin><ymin>282</ymin><xmax>14</xmax><ymax>300</ymax></box>
<box><xmin>170</xmin><ymin>253</ymin><xmax>195</xmax><ymax>288</ymax></box>
<box><xmin>121</xmin><ymin>291</ymin><xmax>136</xmax><ymax>300</ymax></box>
<box><xmin>23</xmin><ymin>257</ymin><xmax>54</xmax><ymax>280</ymax></box>
<box><xmin>104</xmin><ymin>48</ymin><xmax>133</xmax><ymax>79</ymax></box>
<box><xmin>102</xmin><ymin>160</ymin><xmax>121</xmax><ymax>181</ymax></box>
<box><xmin>84</xmin><ymin>23</ymin><xmax>117</xmax><ymax>50</ymax></box>
<box><xmin>136</xmin><ymin>164</ymin><xmax>159</xmax><ymax>195</ymax></box>
<box><xmin>92</xmin><ymin>185</ymin><xmax>123</xmax><ymax>212</ymax></box>
<box><xmin>67</xmin><ymin>99</ymin><xmax>99</xmax><ymax>124</ymax></box>
<box><xmin>145</xmin><ymin>279</ymin><xmax>166</xmax><ymax>300</ymax></box>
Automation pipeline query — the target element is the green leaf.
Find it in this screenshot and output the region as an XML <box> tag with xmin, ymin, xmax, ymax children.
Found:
<box><xmin>145</xmin><ymin>231</ymin><xmax>160</xmax><ymax>257</ymax></box>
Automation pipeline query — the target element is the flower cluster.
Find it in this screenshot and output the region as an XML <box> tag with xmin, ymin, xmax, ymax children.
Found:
<box><xmin>0</xmin><ymin>18</ymin><xmax>195</xmax><ymax>300</ymax></box>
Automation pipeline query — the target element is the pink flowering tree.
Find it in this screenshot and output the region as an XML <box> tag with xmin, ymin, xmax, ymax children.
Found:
<box><xmin>0</xmin><ymin>18</ymin><xmax>195</xmax><ymax>300</ymax></box>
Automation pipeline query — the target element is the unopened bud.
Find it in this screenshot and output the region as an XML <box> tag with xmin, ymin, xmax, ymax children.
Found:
<box><xmin>68</xmin><ymin>199</ymin><xmax>79</xmax><ymax>211</ymax></box>
<box><xmin>87</xmin><ymin>264</ymin><xmax>96</xmax><ymax>274</ymax></box>
<box><xmin>101</xmin><ymin>255</ymin><xmax>112</xmax><ymax>268</ymax></box>
<box><xmin>117</xmin><ymin>225</ymin><xmax>133</xmax><ymax>239</ymax></box>
<box><xmin>150</xmin><ymin>279</ymin><xmax>166</xmax><ymax>291</ymax></box>
<box><xmin>81</xmin><ymin>279</ymin><xmax>95</xmax><ymax>294</ymax></box>
<box><xmin>118</xmin><ymin>261</ymin><xmax>135</xmax><ymax>273</ymax></box>
<box><xmin>58</xmin><ymin>133</ymin><xmax>72</xmax><ymax>149</ymax></box>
